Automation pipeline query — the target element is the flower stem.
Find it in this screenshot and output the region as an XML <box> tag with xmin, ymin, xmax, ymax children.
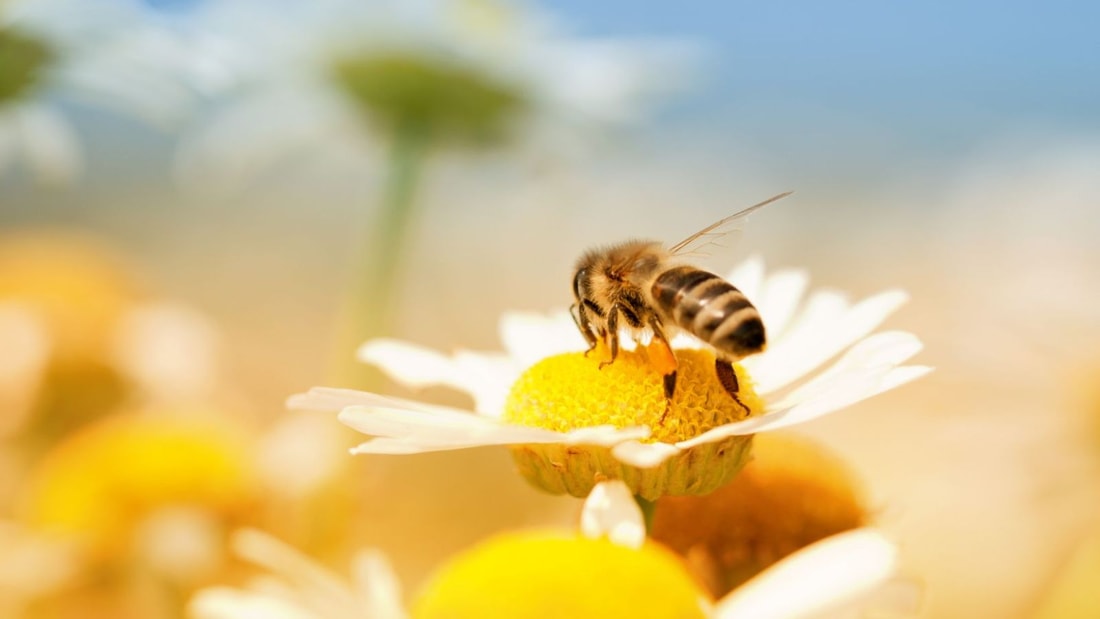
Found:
<box><xmin>333</xmin><ymin>120</ymin><xmax>429</xmax><ymax>386</ymax></box>
<box><xmin>634</xmin><ymin>494</ymin><xmax>656</xmax><ymax>534</ymax></box>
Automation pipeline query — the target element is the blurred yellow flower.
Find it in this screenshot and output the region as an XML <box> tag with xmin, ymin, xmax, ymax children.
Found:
<box><xmin>414</xmin><ymin>531</ymin><xmax>705</xmax><ymax>619</ymax></box>
<box><xmin>0</xmin><ymin>233</ymin><xmax>224</xmax><ymax>444</ymax></box>
<box><xmin>0</xmin><ymin>232</ymin><xmax>140</xmax><ymax>441</ymax></box>
<box><xmin>23</xmin><ymin>413</ymin><xmax>256</xmax><ymax>562</ymax></box>
<box><xmin>651</xmin><ymin>432</ymin><xmax>868</xmax><ymax>598</ymax></box>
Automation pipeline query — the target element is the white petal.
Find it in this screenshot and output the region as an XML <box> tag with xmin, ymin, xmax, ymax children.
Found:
<box><xmin>56</xmin><ymin>43</ymin><xmax>196</xmax><ymax>127</ymax></box>
<box><xmin>773</xmin><ymin>331</ymin><xmax>923</xmax><ymax>408</ymax></box>
<box><xmin>357</xmin><ymin>339</ymin><xmax>516</xmax><ymax>416</ymax></box>
<box><xmin>288</xmin><ymin>387</ymin><xmax>407</xmax><ymax>412</ymax></box>
<box><xmin>351</xmin><ymin>549</ymin><xmax>408</xmax><ymax>619</ymax></box>
<box><xmin>580</xmin><ymin>481</ymin><xmax>645</xmax><ymax>550</ymax></box>
<box><xmin>290</xmin><ymin>388</ymin><xmax>480</xmax><ymax>418</ymax></box>
<box><xmin>14</xmin><ymin>105</ymin><xmax>81</xmax><ymax>183</ymax></box>
<box><xmin>111</xmin><ymin>302</ymin><xmax>220</xmax><ymax>402</ymax></box>
<box><xmin>754</xmin><ymin>268</ymin><xmax>810</xmax><ymax>341</ymax></box>
<box><xmin>302</xmin><ymin>387</ymin><xmax>650</xmax><ymax>452</ymax></box>
<box><xmin>189</xmin><ymin>586</ymin><xmax>315</xmax><ymax>619</ymax></box>
<box><xmin>498</xmin><ymin>309</ymin><xmax>587</xmax><ymax>365</ymax></box>
<box><xmin>174</xmin><ymin>88</ymin><xmax>358</xmax><ymax>194</ymax></box>
<box><xmin>231</xmin><ymin>529</ymin><xmax>358</xmax><ymax>614</ymax></box>
<box><xmin>610</xmin><ymin>439</ymin><xmax>682</xmax><ymax>468</ymax></box>
<box><xmin>257</xmin><ymin>414</ymin><xmax>347</xmax><ymax>498</ymax></box>
<box><xmin>774</xmin><ymin>364</ymin><xmax>930</xmax><ymax>426</ymax></box>
<box><xmin>340</xmin><ymin>405</ymin><xmax>647</xmax><ymax>455</ymax></box>
<box><xmin>745</xmin><ymin>289</ymin><xmax>909</xmax><ymax>395</ymax></box>
<box><xmin>712</xmin><ymin>529</ymin><xmax>898</xmax><ymax>619</ymax></box>
<box><xmin>676</xmin><ymin>362</ymin><xmax>929</xmax><ymax>449</ymax></box>
<box><xmin>532</xmin><ymin>39</ymin><xmax>698</xmax><ymax>124</ymax></box>
<box><xmin>357</xmin><ymin>339</ymin><xmax>470</xmax><ymax>389</ymax></box>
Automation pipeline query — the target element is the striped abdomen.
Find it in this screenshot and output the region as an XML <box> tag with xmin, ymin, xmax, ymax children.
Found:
<box><xmin>650</xmin><ymin>266</ymin><xmax>766</xmax><ymax>359</ymax></box>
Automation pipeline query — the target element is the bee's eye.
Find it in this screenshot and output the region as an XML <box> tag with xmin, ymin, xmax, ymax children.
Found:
<box><xmin>572</xmin><ymin>268</ymin><xmax>587</xmax><ymax>299</ymax></box>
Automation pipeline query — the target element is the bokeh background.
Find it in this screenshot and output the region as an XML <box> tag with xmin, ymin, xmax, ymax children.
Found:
<box><xmin>2</xmin><ymin>0</ymin><xmax>1099</xmax><ymax>617</ymax></box>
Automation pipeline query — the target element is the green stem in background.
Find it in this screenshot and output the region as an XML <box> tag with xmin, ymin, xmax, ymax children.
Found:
<box><xmin>634</xmin><ymin>494</ymin><xmax>657</xmax><ymax>534</ymax></box>
<box><xmin>333</xmin><ymin>120</ymin><xmax>430</xmax><ymax>386</ymax></box>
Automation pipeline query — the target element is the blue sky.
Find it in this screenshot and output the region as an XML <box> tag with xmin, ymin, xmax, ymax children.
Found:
<box><xmin>553</xmin><ymin>1</ymin><xmax>1099</xmax><ymax>150</ymax></box>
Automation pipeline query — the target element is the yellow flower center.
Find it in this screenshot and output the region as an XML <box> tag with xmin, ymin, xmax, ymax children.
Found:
<box><xmin>504</xmin><ymin>347</ymin><xmax>762</xmax><ymax>443</ymax></box>
<box><xmin>23</xmin><ymin>414</ymin><xmax>255</xmax><ymax>558</ymax></box>
<box><xmin>413</xmin><ymin>531</ymin><xmax>706</xmax><ymax>619</ymax></box>
<box><xmin>501</xmin><ymin>346</ymin><xmax>764</xmax><ymax>499</ymax></box>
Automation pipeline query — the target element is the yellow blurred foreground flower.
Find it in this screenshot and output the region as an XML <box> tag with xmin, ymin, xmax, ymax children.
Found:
<box><xmin>292</xmin><ymin>257</ymin><xmax>930</xmax><ymax>500</ymax></box>
<box><xmin>23</xmin><ymin>413</ymin><xmax>256</xmax><ymax>565</ymax></box>
<box><xmin>651</xmin><ymin>432</ymin><xmax>868</xmax><ymax>597</ymax></box>
<box><xmin>0</xmin><ymin>232</ymin><xmax>139</xmax><ymax>439</ymax></box>
<box><xmin>0</xmin><ymin>233</ymin><xmax>223</xmax><ymax>440</ymax></box>
<box><xmin>190</xmin><ymin>481</ymin><xmax>906</xmax><ymax>619</ymax></box>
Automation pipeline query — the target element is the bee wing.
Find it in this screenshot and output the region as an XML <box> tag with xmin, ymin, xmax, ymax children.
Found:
<box><xmin>667</xmin><ymin>191</ymin><xmax>792</xmax><ymax>256</ymax></box>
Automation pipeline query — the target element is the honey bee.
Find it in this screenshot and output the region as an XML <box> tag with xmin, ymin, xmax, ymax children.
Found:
<box><xmin>570</xmin><ymin>192</ymin><xmax>791</xmax><ymax>416</ymax></box>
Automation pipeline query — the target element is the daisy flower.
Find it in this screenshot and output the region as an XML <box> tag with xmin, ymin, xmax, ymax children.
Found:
<box><xmin>0</xmin><ymin>0</ymin><xmax>216</xmax><ymax>182</ymax></box>
<box><xmin>175</xmin><ymin>0</ymin><xmax>692</xmax><ymax>189</ymax></box>
<box><xmin>22</xmin><ymin>412</ymin><xmax>256</xmax><ymax>569</ymax></box>
<box><xmin>0</xmin><ymin>232</ymin><xmax>223</xmax><ymax>441</ymax></box>
<box><xmin>292</xmin><ymin>257</ymin><xmax>930</xmax><ymax>500</ymax></box>
<box><xmin>189</xmin><ymin>481</ymin><xmax>910</xmax><ymax>619</ymax></box>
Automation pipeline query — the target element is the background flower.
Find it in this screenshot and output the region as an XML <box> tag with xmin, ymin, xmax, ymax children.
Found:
<box><xmin>0</xmin><ymin>0</ymin><xmax>219</xmax><ymax>182</ymax></box>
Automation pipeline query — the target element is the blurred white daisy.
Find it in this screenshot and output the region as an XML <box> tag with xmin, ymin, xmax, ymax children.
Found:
<box><xmin>292</xmin><ymin>257</ymin><xmax>930</xmax><ymax>500</ymax></box>
<box><xmin>189</xmin><ymin>528</ymin><xmax>406</xmax><ymax>619</ymax></box>
<box><xmin>0</xmin><ymin>0</ymin><xmax>224</xmax><ymax>182</ymax></box>
<box><xmin>189</xmin><ymin>481</ymin><xmax>912</xmax><ymax>619</ymax></box>
<box><xmin>175</xmin><ymin>0</ymin><xmax>693</xmax><ymax>190</ymax></box>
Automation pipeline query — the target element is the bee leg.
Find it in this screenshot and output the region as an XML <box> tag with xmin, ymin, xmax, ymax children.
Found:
<box><xmin>646</xmin><ymin>318</ymin><xmax>678</xmax><ymax>424</ymax></box>
<box><xmin>598</xmin><ymin>306</ymin><xmax>621</xmax><ymax>369</ymax></box>
<box><xmin>715</xmin><ymin>359</ymin><xmax>751</xmax><ymax>415</ymax></box>
<box><xmin>571</xmin><ymin>303</ymin><xmax>600</xmax><ymax>356</ymax></box>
